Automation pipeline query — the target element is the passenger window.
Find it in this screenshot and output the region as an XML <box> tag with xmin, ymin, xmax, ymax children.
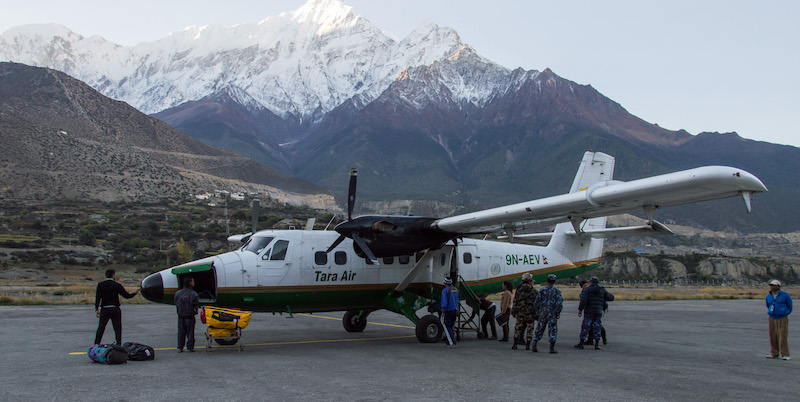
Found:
<box><xmin>383</xmin><ymin>257</ymin><xmax>394</xmax><ymax>265</ymax></box>
<box><xmin>439</xmin><ymin>253</ymin><xmax>446</xmax><ymax>266</ymax></box>
<box><xmin>315</xmin><ymin>251</ymin><xmax>328</xmax><ymax>265</ymax></box>
<box><xmin>463</xmin><ymin>252</ymin><xmax>472</xmax><ymax>264</ymax></box>
<box><xmin>270</xmin><ymin>240</ymin><xmax>289</xmax><ymax>261</ymax></box>
<box><xmin>335</xmin><ymin>251</ymin><xmax>347</xmax><ymax>265</ymax></box>
<box><xmin>415</xmin><ymin>251</ymin><xmax>424</xmax><ymax>262</ymax></box>
<box><xmin>399</xmin><ymin>255</ymin><xmax>410</xmax><ymax>265</ymax></box>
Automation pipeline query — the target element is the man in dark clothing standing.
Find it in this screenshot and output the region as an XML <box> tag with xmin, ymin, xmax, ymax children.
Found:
<box><xmin>175</xmin><ymin>277</ymin><xmax>200</xmax><ymax>352</ymax></box>
<box><xmin>94</xmin><ymin>269</ymin><xmax>139</xmax><ymax>345</ymax></box>
<box><xmin>575</xmin><ymin>276</ymin><xmax>614</xmax><ymax>350</ymax></box>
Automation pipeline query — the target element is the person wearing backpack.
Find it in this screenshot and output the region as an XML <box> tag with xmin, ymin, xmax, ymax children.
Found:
<box><xmin>94</xmin><ymin>269</ymin><xmax>139</xmax><ymax>345</ymax></box>
<box><xmin>175</xmin><ymin>277</ymin><xmax>200</xmax><ymax>352</ymax></box>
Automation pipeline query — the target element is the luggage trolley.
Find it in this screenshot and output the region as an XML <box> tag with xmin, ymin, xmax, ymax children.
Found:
<box><xmin>201</xmin><ymin>306</ymin><xmax>252</xmax><ymax>352</ymax></box>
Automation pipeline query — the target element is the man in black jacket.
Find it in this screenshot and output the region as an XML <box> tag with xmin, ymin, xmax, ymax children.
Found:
<box><xmin>94</xmin><ymin>269</ymin><xmax>139</xmax><ymax>344</ymax></box>
<box><xmin>575</xmin><ymin>276</ymin><xmax>614</xmax><ymax>350</ymax></box>
<box><xmin>175</xmin><ymin>277</ymin><xmax>200</xmax><ymax>352</ymax></box>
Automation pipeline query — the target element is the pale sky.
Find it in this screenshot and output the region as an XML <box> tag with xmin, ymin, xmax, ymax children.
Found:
<box><xmin>2</xmin><ymin>0</ymin><xmax>798</xmax><ymax>147</ymax></box>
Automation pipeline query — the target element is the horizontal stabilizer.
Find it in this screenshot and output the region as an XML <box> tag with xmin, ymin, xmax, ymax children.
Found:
<box><xmin>510</xmin><ymin>220</ymin><xmax>674</xmax><ymax>241</ymax></box>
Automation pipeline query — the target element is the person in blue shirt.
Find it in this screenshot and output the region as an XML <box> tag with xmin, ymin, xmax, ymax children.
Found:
<box><xmin>766</xmin><ymin>279</ymin><xmax>793</xmax><ymax>360</ymax></box>
<box><xmin>440</xmin><ymin>277</ymin><xmax>460</xmax><ymax>348</ymax></box>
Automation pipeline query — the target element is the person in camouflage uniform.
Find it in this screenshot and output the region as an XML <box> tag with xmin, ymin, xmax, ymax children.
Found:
<box><xmin>532</xmin><ymin>274</ymin><xmax>563</xmax><ymax>354</ymax></box>
<box><xmin>510</xmin><ymin>273</ymin><xmax>537</xmax><ymax>350</ymax></box>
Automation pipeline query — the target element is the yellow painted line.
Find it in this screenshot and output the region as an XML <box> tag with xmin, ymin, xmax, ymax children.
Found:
<box><xmin>297</xmin><ymin>313</ymin><xmax>415</xmax><ymax>329</ymax></box>
<box><xmin>70</xmin><ymin>335</ymin><xmax>416</xmax><ymax>355</ymax></box>
<box><xmin>0</xmin><ymin>306</ymin><xmax>91</xmax><ymax>311</ymax></box>
<box><xmin>246</xmin><ymin>335</ymin><xmax>415</xmax><ymax>347</ymax></box>
<box><xmin>69</xmin><ymin>313</ymin><xmax>415</xmax><ymax>355</ymax></box>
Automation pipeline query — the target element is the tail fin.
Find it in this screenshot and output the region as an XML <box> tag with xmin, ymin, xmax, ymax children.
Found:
<box><xmin>548</xmin><ymin>151</ymin><xmax>614</xmax><ymax>263</ymax></box>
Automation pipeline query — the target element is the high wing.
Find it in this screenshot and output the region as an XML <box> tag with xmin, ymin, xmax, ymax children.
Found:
<box><xmin>327</xmin><ymin>151</ymin><xmax>767</xmax><ymax>260</ymax></box>
<box><xmin>433</xmin><ymin>165</ymin><xmax>767</xmax><ymax>235</ymax></box>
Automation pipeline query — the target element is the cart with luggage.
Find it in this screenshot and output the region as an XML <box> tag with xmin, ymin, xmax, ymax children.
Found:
<box><xmin>201</xmin><ymin>306</ymin><xmax>253</xmax><ymax>352</ymax></box>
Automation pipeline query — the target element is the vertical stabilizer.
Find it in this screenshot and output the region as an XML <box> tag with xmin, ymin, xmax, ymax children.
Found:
<box><xmin>548</xmin><ymin>151</ymin><xmax>614</xmax><ymax>263</ymax></box>
<box><xmin>568</xmin><ymin>151</ymin><xmax>615</xmax><ymax>194</ymax></box>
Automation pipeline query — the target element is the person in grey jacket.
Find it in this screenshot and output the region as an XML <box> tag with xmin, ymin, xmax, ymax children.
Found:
<box><xmin>175</xmin><ymin>277</ymin><xmax>200</xmax><ymax>352</ymax></box>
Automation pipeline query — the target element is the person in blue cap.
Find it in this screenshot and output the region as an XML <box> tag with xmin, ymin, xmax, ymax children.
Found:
<box><xmin>440</xmin><ymin>277</ymin><xmax>460</xmax><ymax>348</ymax></box>
<box><xmin>532</xmin><ymin>273</ymin><xmax>563</xmax><ymax>353</ymax></box>
<box><xmin>575</xmin><ymin>276</ymin><xmax>614</xmax><ymax>350</ymax></box>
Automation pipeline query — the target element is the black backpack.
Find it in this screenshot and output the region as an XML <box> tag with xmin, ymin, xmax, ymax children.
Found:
<box><xmin>105</xmin><ymin>344</ymin><xmax>129</xmax><ymax>364</ymax></box>
<box><xmin>123</xmin><ymin>342</ymin><xmax>156</xmax><ymax>361</ymax></box>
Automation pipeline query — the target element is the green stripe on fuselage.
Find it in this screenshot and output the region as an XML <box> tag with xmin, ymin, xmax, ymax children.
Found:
<box><xmin>167</xmin><ymin>260</ymin><xmax>600</xmax><ymax>315</ymax></box>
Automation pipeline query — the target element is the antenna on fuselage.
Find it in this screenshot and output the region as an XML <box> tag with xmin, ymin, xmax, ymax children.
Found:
<box><xmin>251</xmin><ymin>197</ymin><xmax>260</xmax><ymax>233</ymax></box>
<box><xmin>324</xmin><ymin>214</ymin><xmax>336</xmax><ymax>231</ymax></box>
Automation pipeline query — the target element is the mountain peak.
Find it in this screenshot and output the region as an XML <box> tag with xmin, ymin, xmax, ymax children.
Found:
<box><xmin>291</xmin><ymin>0</ymin><xmax>359</xmax><ymax>35</ymax></box>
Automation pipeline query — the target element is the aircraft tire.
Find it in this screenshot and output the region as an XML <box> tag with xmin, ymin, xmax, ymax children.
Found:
<box><xmin>343</xmin><ymin>310</ymin><xmax>368</xmax><ymax>332</ymax></box>
<box><xmin>415</xmin><ymin>314</ymin><xmax>443</xmax><ymax>343</ymax></box>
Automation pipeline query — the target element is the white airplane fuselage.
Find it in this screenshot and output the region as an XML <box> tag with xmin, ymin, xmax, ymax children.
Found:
<box><xmin>141</xmin><ymin>229</ymin><xmax>598</xmax><ymax>314</ymax></box>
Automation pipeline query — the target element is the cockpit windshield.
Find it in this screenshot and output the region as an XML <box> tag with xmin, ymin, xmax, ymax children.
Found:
<box><xmin>242</xmin><ymin>236</ymin><xmax>274</xmax><ymax>254</ymax></box>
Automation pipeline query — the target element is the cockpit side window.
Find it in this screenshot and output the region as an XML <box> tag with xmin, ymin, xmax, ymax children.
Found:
<box><xmin>243</xmin><ymin>236</ymin><xmax>274</xmax><ymax>254</ymax></box>
<box><xmin>270</xmin><ymin>240</ymin><xmax>289</xmax><ymax>261</ymax></box>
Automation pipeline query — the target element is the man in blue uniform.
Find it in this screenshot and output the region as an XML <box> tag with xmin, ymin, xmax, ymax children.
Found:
<box><xmin>766</xmin><ymin>279</ymin><xmax>792</xmax><ymax>360</ymax></box>
<box><xmin>440</xmin><ymin>277</ymin><xmax>460</xmax><ymax>348</ymax></box>
<box><xmin>532</xmin><ymin>274</ymin><xmax>563</xmax><ymax>354</ymax></box>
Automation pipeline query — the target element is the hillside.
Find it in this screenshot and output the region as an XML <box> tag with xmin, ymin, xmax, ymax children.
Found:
<box><xmin>0</xmin><ymin>62</ymin><xmax>336</xmax><ymax>208</ymax></box>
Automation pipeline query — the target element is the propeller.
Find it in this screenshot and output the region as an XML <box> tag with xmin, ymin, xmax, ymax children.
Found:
<box><xmin>325</xmin><ymin>168</ymin><xmax>454</xmax><ymax>259</ymax></box>
<box><xmin>326</xmin><ymin>168</ymin><xmax>379</xmax><ymax>262</ymax></box>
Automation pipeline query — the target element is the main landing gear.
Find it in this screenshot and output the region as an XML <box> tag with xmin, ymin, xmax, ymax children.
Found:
<box><xmin>415</xmin><ymin>315</ymin><xmax>444</xmax><ymax>343</ymax></box>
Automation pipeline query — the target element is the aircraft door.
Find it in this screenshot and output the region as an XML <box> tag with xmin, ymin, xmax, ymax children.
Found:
<box><xmin>257</xmin><ymin>239</ymin><xmax>292</xmax><ymax>285</ymax></box>
<box><xmin>458</xmin><ymin>243</ymin><xmax>480</xmax><ymax>280</ymax></box>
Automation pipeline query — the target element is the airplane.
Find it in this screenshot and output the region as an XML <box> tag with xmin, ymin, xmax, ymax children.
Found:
<box><xmin>139</xmin><ymin>150</ymin><xmax>767</xmax><ymax>343</ymax></box>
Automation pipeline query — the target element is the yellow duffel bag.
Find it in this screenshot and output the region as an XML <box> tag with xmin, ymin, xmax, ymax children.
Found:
<box><xmin>203</xmin><ymin>306</ymin><xmax>253</xmax><ymax>329</ymax></box>
<box><xmin>208</xmin><ymin>327</ymin><xmax>237</xmax><ymax>338</ymax></box>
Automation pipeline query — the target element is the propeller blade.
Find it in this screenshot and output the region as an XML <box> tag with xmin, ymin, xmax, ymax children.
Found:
<box><xmin>352</xmin><ymin>232</ymin><xmax>378</xmax><ymax>263</ymax></box>
<box><xmin>326</xmin><ymin>234</ymin><xmax>346</xmax><ymax>253</ymax></box>
<box><xmin>347</xmin><ymin>168</ymin><xmax>357</xmax><ymax>221</ymax></box>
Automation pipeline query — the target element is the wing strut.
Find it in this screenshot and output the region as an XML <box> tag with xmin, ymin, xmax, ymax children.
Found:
<box><xmin>394</xmin><ymin>249</ymin><xmax>436</xmax><ymax>293</ymax></box>
<box><xmin>643</xmin><ymin>205</ymin><xmax>658</xmax><ymax>225</ymax></box>
<box><xmin>570</xmin><ymin>217</ymin><xmax>584</xmax><ymax>236</ymax></box>
<box><xmin>742</xmin><ymin>191</ymin><xmax>753</xmax><ymax>213</ymax></box>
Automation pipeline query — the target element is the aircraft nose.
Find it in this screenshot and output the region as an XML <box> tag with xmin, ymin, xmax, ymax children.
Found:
<box><xmin>140</xmin><ymin>273</ymin><xmax>164</xmax><ymax>303</ymax></box>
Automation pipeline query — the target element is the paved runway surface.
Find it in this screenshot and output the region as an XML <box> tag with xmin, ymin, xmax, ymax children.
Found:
<box><xmin>1</xmin><ymin>299</ymin><xmax>797</xmax><ymax>401</ymax></box>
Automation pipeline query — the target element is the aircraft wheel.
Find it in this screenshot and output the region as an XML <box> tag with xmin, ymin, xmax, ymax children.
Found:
<box><xmin>416</xmin><ymin>314</ymin><xmax>443</xmax><ymax>343</ymax></box>
<box><xmin>343</xmin><ymin>310</ymin><xmax>368</xmax><ymax>332</ymax></box>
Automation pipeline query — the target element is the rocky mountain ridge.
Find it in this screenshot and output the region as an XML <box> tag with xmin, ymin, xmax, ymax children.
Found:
<box><xmin>0</xmin><ymin>62</ymin><xmax>336</xmax><ymax>208</ymax></box>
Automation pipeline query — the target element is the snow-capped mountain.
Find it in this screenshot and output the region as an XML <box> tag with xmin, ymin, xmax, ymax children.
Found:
<box><xmin>4</xmin><ymin>0</ymin><xmax>797</xmax><ymax>234</ymax></box>
<box><xmin>0</xmin><ymin>0</ymin><xmax>481</xmax><ymax>119</ymax></box>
